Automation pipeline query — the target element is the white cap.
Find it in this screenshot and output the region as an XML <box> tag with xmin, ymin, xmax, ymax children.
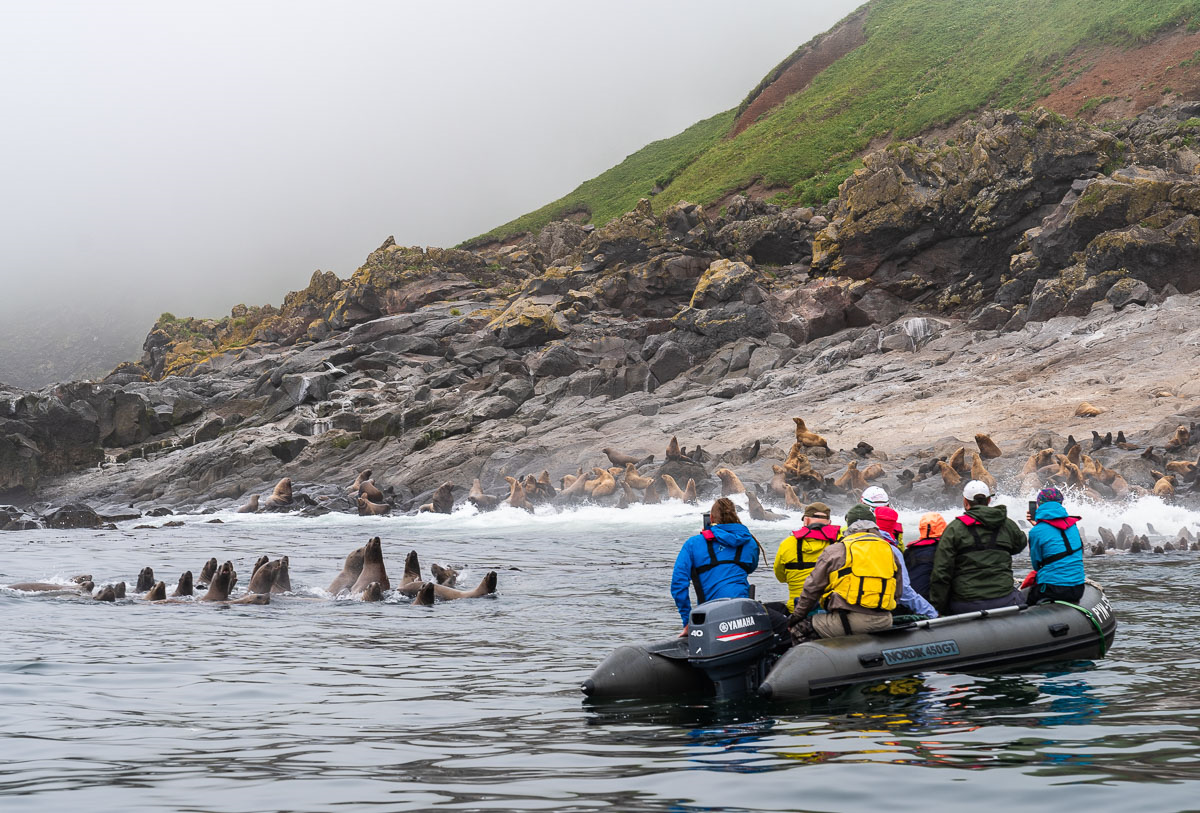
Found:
<box><xmin>860</xmin><ymin>486</ymin><xmax>889</xmax><ymax>509</ymax></box>
<box><xmin>962</xmin><ymin>480</ymin><xmax>991</xmax><ymax>501</ymax></box>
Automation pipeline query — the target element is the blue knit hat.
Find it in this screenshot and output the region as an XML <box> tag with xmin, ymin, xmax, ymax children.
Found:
<box><xmin>1037</xmin><ymin>486</ymin><xmax>1064</xmax><ymax>505</ymax></box>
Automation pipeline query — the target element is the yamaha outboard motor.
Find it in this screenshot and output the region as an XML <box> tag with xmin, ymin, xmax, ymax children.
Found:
<box><xmin>687</xmin><ymin>597</ymin><xmax>778</xmax><ymax>700</ymax></box>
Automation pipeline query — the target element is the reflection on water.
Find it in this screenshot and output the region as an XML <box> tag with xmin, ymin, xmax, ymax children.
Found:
<box><xmin>1</xmin><ymin>510</ymin><xmax>1200</xmax><ymax>811</ymax></box>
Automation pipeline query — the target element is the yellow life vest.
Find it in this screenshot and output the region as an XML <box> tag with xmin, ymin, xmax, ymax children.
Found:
<box><xmin>821</xmin><ymin>530</ymin><xmax>897</xmax><ymax>611</ymax></box>
<box><xmin>775</xmin><ymin>524</ymin><xmax>841</xmax><ymax>611</ymax></box>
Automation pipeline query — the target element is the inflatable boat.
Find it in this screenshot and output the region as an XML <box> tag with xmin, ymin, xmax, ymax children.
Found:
<box><xmin>582</xmin><ymin>583</ymin><xmax>1116</xmax><ymax>702</ymax></box>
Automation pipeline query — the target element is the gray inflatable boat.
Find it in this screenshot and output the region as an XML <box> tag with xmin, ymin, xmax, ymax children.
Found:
<box><xmin>581</xmin><ymin>583</ymin><xmax>1116</xmax><ymax>702</ymax></box>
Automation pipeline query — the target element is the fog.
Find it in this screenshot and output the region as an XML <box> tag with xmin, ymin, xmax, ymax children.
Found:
<box><xmin>0</xmin><ymin>0</ymin><xmax>862</xmax><ymax>386</ymax></box>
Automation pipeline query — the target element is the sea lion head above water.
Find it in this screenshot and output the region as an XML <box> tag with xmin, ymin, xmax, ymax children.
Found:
<box><xmin>360</xmin><ymin>582</ymin><xmax>384</xmax><ymax>602</ymax></box>
<box><xmin>197</xmin><ymin>558</ymin><xmax>218</xmax><ymax>587</ymax></box>
<box><xmin>430</xmin><ymin>562</ymin><xmax>458</xmax><ymax>587</ymax></box>
<box><xmin>172</xmin><ymin>571</ymin><xmax>193</xmax><ymax>597</ymax></box>
<box><xmin>328</xmin><ymin>546</ymin><xmax>365</xmax><ymax>595</ymax></box>
<box><xmin>350</xmin><ymin>537</ymin><xmax>390</xmax><ymax>593</ymax></box>
<box><xmin>145</xmin><ymin>581</ymin><xmax>167</xmax><ymax>601</ymax></box>
<box><xmin>201</xmin><ymin>562</ymin><xmax>236</xmax><ymax>601</ymax></box>
<box><xmin>236</xmin><ymin>494</ymin><xmax>260</xmax><ymax>513</ymax></box>
<box><xmin>247</xmin><ymin>559</ymin><xmax>280</xmax><ymax>594</ymax></box>
<box><xmin>135</xmin><ymin>567</ymin><xmax>155</xmax><ymax>592</ymax></box>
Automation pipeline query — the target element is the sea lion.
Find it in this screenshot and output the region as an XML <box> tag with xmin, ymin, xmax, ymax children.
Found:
<box><xmin>1167</xmin><ymin>460</ymin><xmax>1199</xmax><ymax>477</ymax></box>
<box><xmin>93</xmin><ymin>585</ymin><xmax>118</xmax><ymax>602</ymax></box>
<box><xmin>236</xmin><ymin>494</ymin><xmax>260</xmax><ymax>513</ymax></box>
<box><xmin>588</xmin><ymin>468</ymin><xmax>617</xmax><ymax>499</ymax></box>
<box><xmin>682</xmin><ymin>478</ymin><xmax>698</xmax><ymax>505</ymax></box>
<box><xmin>429</xmin><ymin>570</ymin><xmax>498</xmax><ymax>601</ymax></box>
<box><xmin>348</xmin><ymin>469</ymin><xmax>372</xmax><ymax>495</ymax></box>
<box><xmin>198</xmin><ymin>558</ymin><xmax>218</xmax><ymax>587</ymax></box>
<box><xmin>505</xmin><ymin>476</ymin><xmax>534</xmax><ymax>512</ymax></box>
<box><xmin>1075</xmin><ymin>402</ymin><xmax>1103</xmax><ymax>417</ymax></box>
<box><xmin>468</xmin><ymin>479</ymin><xmax>501</xmax><ymax>512</ymax></box>
<box><xmin>263</xmin><ymin>477</ymin><xmax>294</xmax><ymax>509</ymax></box>
<box><xmin>359</xmin><ymin>479</ymin><xmax>385</xmax><ymax>503</ymax></box>
<box><xmin>624</xmin><ymin>463</ymin><xmax>653</xmax><ymax>490</ymax></box>
<box><xmin>746</xmin><ymin>492</ymin><xmax>787</xmax><ymax>521</ymax></box>
<box><xmin>135</xmin><ymin>567</ymin><xmax>155</xmax><ymax>592</ymax></box>
<box><xmin>666</xmin><ymin>436</ymin><xmax>684</xmax><ymax>462</ymax></box>
<box><xmin>1166</xmin><ymin>425</ymin><xmax>1191</xmax><ymax>452</ymax></box>
<box><xmin>360</xmin><ymin>582</ymin><xmax>384</xmax><ymax>602</ymax></box>
<box><xmin>535</xmin><ymin>471</ymin><xmax>556</xmax><ymax>501</ymax></box>
<box><xmin>783</xmin><ymin>444</ymin><xmax>815</xmax><ymax>478</ymax></box>
<box><xmin>201</xmin><ymin>562</ymin><xmax>238</xmax><ymax>601</ymax></box>
<box><xmin>1153</xmin><ymin>474</ymin><xmax>1176</xmax><ymax>497</ymax></box>
<box><xmin>938</xmin><ymin>460</ymin><xmax>962</xmax><ymax>489</ymax></box>
<box><xmin>328</xmin><ymin>546</ymin><xmax>366</xmax><ymax>595</ymax></box>
<box><xmin>251</xmin><ymin>555</ymin><xmax>269</xmax><ymax>576</ymax></box>
<box><xmin>411</xmin><ymin>581</ymin><xmax>436</xmax><ymax>606</ymax></box>
<box><xmin>792</xmin><ymin>417</ymin><xmax>829</xmax><ymax>449</ymax></box>
<box><xmin>660</xmin><ymin>474</ymin><xmax>688</xmax><ymax>501</ymax></box>
<box><xmin>173</xmin><ymin>571</ymin><xmax>193</xmax><ymax>597</ymax></box>
<box><xmin>617</xmin><ymin>480</ymin><xmax>635</xmax><ymax>508</ymax></box>
<box><xmin>947</xmin><ymin>446</ymin><xmax>967</xmax><ymax>474</ymax></box>
<box><xmin>144</xmin><ymin>581</ymin><xmax>167</xmax><ymax>601</ymax></box>
<box><xmin>768</xmin><ymin>465</ymin><xmax>789</xmax><ymax>499</ymax></box>
<box><xmin>603</xmin><ymin>447</ymin><xmax>646</xmax><ymax>468</ymax></box>
<box><xmin>558</xmin><ymin>469</ymin><xmax>590</xmax><ymax>501</ymax></box>
<box><xmin>1065</xmin><ymin>442</ymin><xmax>1082</xmax><ymax>467</ymax></box>
<box><xmin>975</xmin><ymin>433</ymin><xmax>1003</xmax><ymax>459</ymax></box>
<box><xmin>833</xmin><ymin>461</ymin><xmax>868</xmax><ymax>493</ymax></box>
<box><xmin>783</xmin><ymin>484</ymin><xmax>804</xmax><ymax>510</ymax></box>
<box><xmin>112</xmin><ymin>582</ymin><xmax>126</xmax><ymax>599</ymax></box>
<box><xmin>400</xmin><ymin>549</ymin><xmax>422</xmax><ymax>587</ymax></box>
<box><xmin>1111</xmin><ymin>474</ymin><xmax>1131</xmax><ymax>498</ymax></box>
<box><xmin>522</xmin><ymin>474</ymin><xmax>543</xmax><ymax>503</ymax></box>
<box><xmin>395</xmin><ymin>551</ymin><xmax>498</xmax><ymax>601</ymax></box>
<box><xmin>642</xmin><ymin>477</ymin><xmax>661</xmax><ymax>504</ymax></box>
<box><xmin>7</xmin><ymin>581</ymin><xmax>93</xmax><ymax>594</ymax></box>
<box><xmin>247</xmin><ymin>558</ymin><xmax>285</xmax><ymax>594</ymax></box>
<box><xmin>862</xmin><ymin>463</ymin><xmax>885</xmax><ymax>481</ymax></box>
<box><xmin>358</xmin><ymin>496</ymin><xmax>391</xmax><ymax>515</ymax></box>
<box><xmin>1116</xmin><ymin>430</ymin><xmax>1136</xmax><ymax>450</ymax></box>
<box><xmin>970</xmin><ymin>453</ymin><xmax>996</xmax><ymax>491</ymax></box>
<box><xmin>714</xmin><ymin>467</ymin><xmax>746</xmax><ymax>496</ymax></box>
<box><xmin>350</xmin><ymin>537</ymin><xmax>390</xmax><ymax>593</ymax></box>
<box><xmin>431</xmin><ymin>563</ymin><xmax>458</xmax><ymax>587</ymax></box>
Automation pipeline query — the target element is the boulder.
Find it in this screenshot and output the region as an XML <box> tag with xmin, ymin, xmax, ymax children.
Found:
<box><xmin>487</xmin><ymin>298</ymin><xmax>569</xmax><ymax>348</ymax></box>
<box><xmin>43</xmin><ymin>503</ymin><xmax>103</xmax><ymax>529</ymax></box>
<box><xmin>529</xmin><ymin>344</ymin><xmax>583</xmax><ymax>378</ymax></box>
<box><xmin>689</xmin><ymin>260</ymin><xmax>762</xmax><ymax>309</ymax></box>
<box><xmin>647</xmin><ymin>341</ymin><xmax>691</xmax><ymax>388</ymax></box>
<box><xmin>1106</xmin><ymin>277</ymin><xmax>1152</xmax><ymax>310</ymax></box>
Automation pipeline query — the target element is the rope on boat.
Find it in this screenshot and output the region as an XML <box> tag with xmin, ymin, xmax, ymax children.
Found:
<box><xmin>1053</xmin><ymin>601</ymin><xmax>1108</xmax><ymax>657</ymax></box>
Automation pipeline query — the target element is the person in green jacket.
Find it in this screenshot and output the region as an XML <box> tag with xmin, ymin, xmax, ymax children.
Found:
<box><xmin>929</xmin><ymin>480</ymin><xmax>1028</xmax><ymax>615</ymax></box>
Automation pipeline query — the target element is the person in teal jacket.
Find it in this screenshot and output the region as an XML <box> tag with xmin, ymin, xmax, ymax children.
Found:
<box><xmin>1026</xmin><ymin>487</ymin><xmax>1085</xmax><ymax>604</ymax></box>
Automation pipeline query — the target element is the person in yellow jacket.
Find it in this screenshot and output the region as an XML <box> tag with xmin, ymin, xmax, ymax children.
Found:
<box><xmin>771</xmin><ymin>502</ymin><xmax>841</xmax><ymax>612</ymax></box>
<box><xmin>788</xmin><ymin>504</ymin><xmax>902</xmax><ymax>640</ymax></box>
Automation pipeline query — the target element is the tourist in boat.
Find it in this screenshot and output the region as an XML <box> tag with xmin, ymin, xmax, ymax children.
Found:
<box><xmin>904</xmin><ymin>512</ymin><xmax>947</xmax><ymax>600</ymax></box>
<box><xmin>787</xmin><ymin>504</ymin><xmax>902</xmax><ymax>640</ymax></box>
<box><xmin>929</xmin><ymin>481</ymin><xmax>1028</xmax><ymax>615</ymax></box>
<box><xmin>861</xmin><ymin>485</ymin><xmax>903</xmax><ymax>547</ymax></box>
<box><xmin>670</xmin><ymin>497</ymin><xmax>761</xmax><ymax>629</ymax></box>
<box><xmin>770</xmin><ymin>501</ymin><xmax>840</xmax><ymax>613</ymax></box>
<box><xmin>872</xmin><ymin>505</ymin><xmax>938</xmax><ymax>618</ymax></box>
<box><xmin>1025</xmin><ymin>487</ymin><xmax>1085</xmax><ymax>604</ymax></box>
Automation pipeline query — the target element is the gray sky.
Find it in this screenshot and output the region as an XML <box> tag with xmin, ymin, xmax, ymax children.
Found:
<box><xmin>1</xmin><ymin>0</ymin><xmax>863</xmax><ymax>329</ymax></box>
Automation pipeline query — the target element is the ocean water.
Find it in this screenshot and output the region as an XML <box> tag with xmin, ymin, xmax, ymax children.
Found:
<box><xmin>1</xmin><ymin>495</ymin><xmax>1198</xmax><ymax>812</ymax></box>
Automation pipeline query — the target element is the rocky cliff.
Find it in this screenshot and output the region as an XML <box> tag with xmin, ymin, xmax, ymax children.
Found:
<box><xmin>5</xmin><ymin>104</ymin><xmax>1200</xmax><ymax>520</ymax></box>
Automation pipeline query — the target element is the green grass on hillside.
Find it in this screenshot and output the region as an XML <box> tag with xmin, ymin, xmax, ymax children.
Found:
<box><xmin>464</xmin><ymin>110</ymin><xmax>733</xmax><ymax>248</ymax></box>
<box><xmin>472</xmin><ymin>0</ymin><xmax>1200</xmax><ymax>245</ymax></box>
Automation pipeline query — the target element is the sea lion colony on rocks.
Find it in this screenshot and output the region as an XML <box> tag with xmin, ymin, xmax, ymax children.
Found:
<box><xmin>3</xmin><ymin>536</ymin><xmax>499</xmax><ymax>606</ymax></box>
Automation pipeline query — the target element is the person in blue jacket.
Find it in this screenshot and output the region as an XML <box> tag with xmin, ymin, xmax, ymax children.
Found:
<box><xmin>671</xmin><ymin>497</ymin><xmax>760</xmax><ymax>628</ymax></box>
<box><xmin>1026</xmin><ymin>487</ymin><xmax>1086</xmax><ymax>604</ymax></box>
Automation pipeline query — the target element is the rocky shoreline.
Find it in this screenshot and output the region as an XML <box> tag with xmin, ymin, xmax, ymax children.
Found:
<box><xmin>4</xmin><ymin>104</ymin><xmax>1200</xmax><ymax>525</ymax></box>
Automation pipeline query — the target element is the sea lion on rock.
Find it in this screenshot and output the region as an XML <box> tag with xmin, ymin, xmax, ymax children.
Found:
<box><xmin>862</xmin><ymin>463</ymin><xmax>885</xmax><ymax>481</ymax></box>
<box><xmin>358</xmin><ymin>496</ymin><xmax>391</xmax><ymax>515</ymax></box>
<box><xmin>715</xmin><ymin>468</ymin><xmax>746</xmax><ymax>496</ymax></box>
<box><xmin>682</xmin><ymin>479</ymin><xmax>698</xmax><ymax>505</ymax></box>
<box><xmin>746</xmin><ymin>492</ymin><xmax>787</xmax><ymax>521</ymax></box>
<box><xmin>1075</xmin><ymin>402</ymin><xmax>1103</xmax><ymax>417</ymax></box>
<box><xmin>624</xmin><ymin>464</ymin><xmax>653</xmax><ymax>490</ymax></box>
<box><xmin>135</xmin><ymin>567</ymin><xmax>155</xmax><ymax>592</ymax></box>
<box><xmin>1166</xmin><ymin>425</ymin><xmax>1191</xmax><ymax>452</ymax></box>
<box><xmin>666</xmin><ymin>436</ymin><xmax>684</xmax><ymax>462</ymax></box>
<box><xmin>947</xmin><ymin>446</ymin><xmax>967</xmax><ymax>474</ymax></box>
<box><xmin>468</xmin><ymin>479</ymin><xmax>501</xmax><ymax>512</ymax></box>
<box><xmin>975</xmin><ymin>434</ymin><xmax>1003</xmax><ymax>459</ymax></box>
<box><xmin>1153</xmin><ymin>474</ymin><xmax>1177</xmax><ymax>497</ymax></box>
<box><xmin>769</xmin><ymin>465</ymin><xmax>789</xmax><ymax>499</ymax></box>
<box><xmin>938</xmin><ymin>461</ymin><xmax>962</xmax><ymax>489</ymax></box>
<box><xmin>642</xmin><ymin>477</ymin><xmax>661</xmax><ymax>504</ymax></box>
<box><xmin>348</xmin><ymin>470</ymin><xmax>372</xmax><ymax>495</ymax></box>
<box><xmin>198</xmin><ymin>558</ymin><xmax>218</xmax><ymax>587</ymax></box>
<box><xmin>359</xmin><ymin>480</ymin><xmax>385</xmax><ymax>503</ymax></box>
<box><xmin>350</xmin><ymin>537</ymin><xmax>390</xmax><ymax>593</ymax></box>
<box><xmin>504</xmin><ymin>476</ymin><xmax>534</xmax><ymax>512</ymax></box>
<box><xmin>360</xmin><ymin>582</ymin><xmax>384</xmax><ymax>602</ymax></box>
<box><xmin>970</xmin><ymin>453</ymin><xmax>996</xmax><ymax>491</ymax></box>
<box><xmin>603</xmin><ymin>447</ymin><xmax>646</xmax><ymax>468</ymax></box>
<box><xmin>792</xmin><ymin>417</ymin><xmax>829</xmax><ymax>449</ymax></box>
<box><xmin>558</xmin><ymin>469</ymin><xmax>589</xmax><ymax>501</ymax></box>
<box><xmin>329</xmin><ymin>546</ymin><xmax>366</xmax><ymax>594</ymax></box>
<box><xmin>833</xmin><ymin>461</ymin><xmax>868</xmax><ymax>493</ymax></box>
<box><xmin>783</xmin><ymin>484</ymin><xmax>804</xmax><ymax>510</ymax></box>
<box><xmin>173</xmin><ymin>571</ymin><xmax>193</xmax><ymax>597</ymax></box>
<box><xmin>236</xmin><ymin>495</ymin><xmax>259</xmax><ymax>513</ymax></box>
<box><xmin>431</xmin><ymin>563</ymin><xmax>458</xmax><ymax>587</ymax></box>
<box><xmin>660</xmin><ymin>474</ymin><xmax>688</xmax><ymax>501</ymax></box>
<box><xmin>145</xmin><ymin>581</ymin><xmax>167</xmax><ymax>601</ymax></box>
<box><xmin>783</xmin><ymin>444</ymin><xmax>815</xmax><ymax>479</ymax></box>
<box><xmin>535</xmin><ymin>471</ymin><xmax>556</xmax><ymax>501</ymax></box>
<box><xmin>420</xmin><ymin>481</ymin><xmax>455</xmax><ymax>514</ymax></box>
<box><xmin>263</xmin><ymin>477</ymin><xmax>293</xmax><ymax>510</ymax></box>
<box><xmin>589</xmin><ymin>468</ymin><xmax>618</xmax><ymax>499</ymax></box>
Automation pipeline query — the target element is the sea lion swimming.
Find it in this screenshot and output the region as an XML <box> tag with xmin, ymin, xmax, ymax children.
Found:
<box><xmin>200</xmin><ymin>562</ymin><xmax>264</xmax><ymax>604</ymax></box>
<box><xmin>360</xmin><ymin>582</ymin><xmax>384</xmax><ymax>602</ymax></box>
<box><xmin>411</xmin><ymin>581</ymin><xmax>435</xmax><ymax>606</ymax></box>
<box><xmin>358</xmin><ymin>496</ymin><xmax>391</xmax><ymax>515</ymax></box>
<box><xmin>262</xmin><ymin>477</ymin><xmax>293</xmax><ymax>510</ymax></box>
<box><xmin>746</xmin><ymin>492</ymin><xmax>787</xmax><ymax>521</ymax></box>
<box><xmin>328</xmin><ymin>546</ymin><xmax>365</xmax><ymax>595</ymax></box>
<box><xmin>350</xmin><ymin>537</ymin><xmax>390</xmax><ymax>593</ymax></box>
<box><xmin>93</xmin><ymin>585</ymin><xmax>118</xmax><ymax>602</ymax></box>
<box><xmin>247</xmin><ymin>557</ymin><xmax>291</xmax><ymax>594</ymax></box>
<box><xmin>395</xmin><ymin>550</ymin><xmax>498</xmax><ymax>602</ymax></box>
<box><xmin>236</xmin><ymin>494</ymin><xmax>259</xmax><ymax>513</ymax></box>
<box><xmin>252</xmin><ymin>555</ymin><xmax>269</xmax><ymax>577</ymax></box>
<box><xmin>197</xmin><ymin>558</ymin><xmax>218</xmax><ymax>587</ymax></box>
<box><xmin>145</xmin><ymin>581</ymin><xmax>167</xmax><ymax>601</ymax></box>
<box><xmin>173</xmin><ymin>571</ymin><xmax>193</xmax><ymax>597</ymax></box>
<box><xmin>431</xmin><ymin>563</ymin><xmax>458</xmax><ymax>587</ymax></box>
<box><xmin>135</xmin><ymin>567</ymin><xmax>155</xmax><ymax>592</ymax></box>
<box><xmin>7</xmin><ymin>580</ymin><xmax>93</xmax><ymax>594</ymax></box>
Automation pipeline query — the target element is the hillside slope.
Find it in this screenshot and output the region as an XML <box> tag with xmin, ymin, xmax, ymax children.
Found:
<box><xmin>469</xmin><ymin>0</ymin><xmax>1200</xmax><ymax>246</ymax></box>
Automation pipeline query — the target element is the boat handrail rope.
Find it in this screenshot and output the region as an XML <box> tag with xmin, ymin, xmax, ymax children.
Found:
<box><xmin>1052</xmin><ymin>601</ymin><xmax>1108</xmax><ymax>658</ymax></box>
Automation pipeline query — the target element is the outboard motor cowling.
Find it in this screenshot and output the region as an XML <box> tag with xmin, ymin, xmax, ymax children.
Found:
<box><xmin>687</xmin><ymin>597</ymin><xmax>777</xmax><ymax>700</ymax></box>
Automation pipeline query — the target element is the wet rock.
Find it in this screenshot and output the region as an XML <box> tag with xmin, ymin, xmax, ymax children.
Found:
<box><xmin>43</xmin><ymin>503</ymin><xmax>103</xmax><ymax>529</ymax></box>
